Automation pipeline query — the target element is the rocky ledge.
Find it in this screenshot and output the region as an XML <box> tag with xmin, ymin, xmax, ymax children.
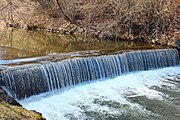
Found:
<box><xmin>174</xmin><ymin>40</ymin><xmax>180</xmax><ymax>53</ymax></box>
<box><xmin>0</xmin><ymin>86</ymin><xmax>45</xmax><ymax>120</ymax></box>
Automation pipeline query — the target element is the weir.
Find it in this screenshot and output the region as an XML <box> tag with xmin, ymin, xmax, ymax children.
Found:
<box><xmin>0</xmin><ymin>49</ymin><xmax>179</xmax><ymax>99</ymax></box>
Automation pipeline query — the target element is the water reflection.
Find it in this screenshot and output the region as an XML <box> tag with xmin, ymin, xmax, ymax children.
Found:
<box><xmin>0</xmin><ymin>28</ymin><xmax>165</xmax><ymax>65</ymax></box>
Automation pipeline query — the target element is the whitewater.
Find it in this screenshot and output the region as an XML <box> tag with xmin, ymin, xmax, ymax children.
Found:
<box><xmin>20</xmin><ymin>65</ymin><xmax>180</xmax><ymax>120</ymax></box>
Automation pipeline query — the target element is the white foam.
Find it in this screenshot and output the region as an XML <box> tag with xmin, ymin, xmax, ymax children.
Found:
<box><xmin>20</xmin><ymin>65</ymin><xmax>180</xmax><ymax>120</ymax></box>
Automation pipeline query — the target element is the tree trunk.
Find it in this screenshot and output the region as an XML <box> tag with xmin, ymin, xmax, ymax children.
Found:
<box><xmin>55</xmin><ymin>0</ymin><xmax>72</xmax><ymax>23</ymax></box>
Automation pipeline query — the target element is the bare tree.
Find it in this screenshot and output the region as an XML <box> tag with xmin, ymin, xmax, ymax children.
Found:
<box><xmin>0</xmin><ymin>0</ymin><xmax>14</xmax><ymax>25</ymax></box>
<box><xmin>56</xmin><ymin>0</ymin><xmax>80</xmax><ymax>23</ymax></box>
<box><xmin>6</xmin><ymin>0</ymin><xmax>14</xmax><ymax>24</ymax></box>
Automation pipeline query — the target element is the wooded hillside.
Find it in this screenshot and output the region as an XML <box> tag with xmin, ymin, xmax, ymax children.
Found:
<box><xmin>0</xmin><ymin>0</ymin><xmax>179</xmax><ymax>45</ymax></box>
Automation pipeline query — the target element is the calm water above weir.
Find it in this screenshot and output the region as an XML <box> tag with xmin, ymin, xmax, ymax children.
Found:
<box><xmin>0</xmin><ymin>28</ymin><xmax>165</xmax><ymax>65</ymax></box>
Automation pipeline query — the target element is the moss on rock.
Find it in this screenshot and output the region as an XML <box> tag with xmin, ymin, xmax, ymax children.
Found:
<box><xmin>0</xmin><ymin>102</ymin><xmax>45</xmax><ymax>120</ymax></box>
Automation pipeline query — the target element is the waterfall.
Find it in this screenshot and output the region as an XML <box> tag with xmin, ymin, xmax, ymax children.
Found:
<box><xmin>0</xmin><ymin>49</ymin><xmax>179</xmax><ymax>99</ymax></box>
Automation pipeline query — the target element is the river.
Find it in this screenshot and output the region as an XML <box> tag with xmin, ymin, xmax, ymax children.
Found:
<box><xmin>20</xmin><ymin>66</ymin><xmax>180</xmax><ymax>120</ymax></box>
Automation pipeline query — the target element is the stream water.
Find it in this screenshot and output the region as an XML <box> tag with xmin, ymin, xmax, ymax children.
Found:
<box><xmin>0</xmin><ymin>28</ymin><xmax>179</xmax><ymax>120</ymax></box>
<box><xmin>0</xmin><ymin>28</ymin><xmax>164</xmax><ymax>66</ymax></box>
<box><xmin>20</xmin><ymin>66</ymin><xmax>180</xmax><ymax>120</ymax></box>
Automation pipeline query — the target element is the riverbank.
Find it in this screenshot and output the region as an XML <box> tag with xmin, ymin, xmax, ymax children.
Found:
<box><xmin>0</xmin><ymin>0</ymin><xmax>179</xmax><ymax>46</ymax></box>
<box><xmin>0</xmin><ymin>86</ymin><xmax>45</xmax><ymax>119</ymax></box>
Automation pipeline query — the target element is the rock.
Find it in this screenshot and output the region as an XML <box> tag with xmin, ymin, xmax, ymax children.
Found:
<box><xmin>0</xmin><ymin>94</ymin><xmax>22</xmax><ymax>107</ymax></box>
<box><xmin>0</xmin><ymin>102</ymin><xmax>46</xmax><ymax>120</ymax></box>
<box><xmin>174</xmin><ymin>40</ymin><xmax>180</xmax><ymax>53</ymax></box>
<box><xmin>98</xmin><ymin>30</ymin><xmax>114</xmax><ymax>40</ymax></box>
<box><xmin>0</xmin><ymin>86</ymin><xmax>45</xmax><ymax>119</ymax></box>
<box><xmin>0</xmin><ymin>86</ymin><xmax>6</xmax><ymax>95</ymax></box>
<box><xmin>0</xmin><ymin>86</ymin><xmax>22</xmax><ymax>107</ymax></box>
<box><xmin>69</xmin><ymin>25</ymin><xmax>77</xmax><ymax>34</ymax></box>
<box><xmin>86</xmin><ymin>29</ymin><xmax>100</xmax><ymax>38</ymax></box>
<box><xmin>31</xmin><ymin>110</ymin><xmax>43</xmax><ymax>117</ymax></box>
<box><xmin>175</xmin><ymin>40</ymin><xmax>180</xmax><ymax>47</ymax></box>
<box><xmin>74</xmin><ymin>27</ymin><xmax>82</xmax><ymax>35</ymax></box>
<box><xmin>0</xmin><ymin>87</ymin><xmax>4</xmax><ymax>94</ymax></box>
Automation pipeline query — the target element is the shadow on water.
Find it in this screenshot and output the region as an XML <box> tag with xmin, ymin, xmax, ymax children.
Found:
<box><xmin>0</xmin><ymin>28</ymin><xmax>166</xmax><ymax>66</ymax></box>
